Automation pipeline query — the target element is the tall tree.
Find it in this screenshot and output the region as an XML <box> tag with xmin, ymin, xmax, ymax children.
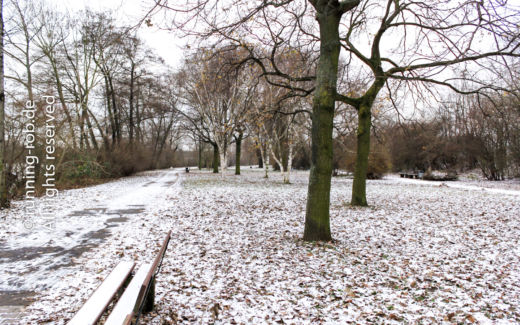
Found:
<box><xmin>35</xmin><ymin>8</ymin><xmax>77</xmax><ymax>149</ymax></box>
<box><xmin>147</xmin><ymin>0</ymin><xmax>359</xmax><ymax>240</ymax></box>
<box><xmin>336</xmin><ymin>0</ymin><xmax>520</xmax><ymax>206</ymax></box>
<box><xmin>0</xmin><ymin>0</ymin><xmax>8</xmax><ymax>208</ymax></box>
<box><xmin>179</xmin><ymin>49</ymin><xmax>256</xmax><ymax>177</ymax></box>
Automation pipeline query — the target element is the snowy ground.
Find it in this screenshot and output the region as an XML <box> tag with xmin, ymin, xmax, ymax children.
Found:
<box><xmin>1</xmin><ymin>170</ymin><xmax>519</xmax><ymax>324</ymax></box>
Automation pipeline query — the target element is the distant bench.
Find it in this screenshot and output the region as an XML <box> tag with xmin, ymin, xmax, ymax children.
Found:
<box><xmin>399</xmin><ymin>171</ymin><xmax>424</xmax><ymax>179</ymax></box>
<box><xmin>68</xmin><ymin>231</ymin><xmax>171</xmax><ymax>325</ymax></box>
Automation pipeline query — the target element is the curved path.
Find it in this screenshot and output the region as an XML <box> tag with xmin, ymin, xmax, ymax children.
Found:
<box><xmin>0</xmin><ymin>169</ymin><xmax>181</xmax><ymax>323</ymax></box>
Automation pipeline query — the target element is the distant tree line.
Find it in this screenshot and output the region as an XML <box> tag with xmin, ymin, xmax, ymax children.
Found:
<box><xmin>0</xmin><ymin>0</ymin><xmax>182</xmax><ymax>205</ymax></box>
<box><xmin>386</xmin><ymin>91</ymin><xmax>520</xmax><ymax>180</ymax></box>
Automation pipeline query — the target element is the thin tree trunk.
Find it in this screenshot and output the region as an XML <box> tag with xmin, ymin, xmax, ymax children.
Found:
<box><xmin>256</xmin><ymin>147</ymin><xmax>263</xmax><ymax>168</ymax></box>
<box><xmin>285</xmin><ymin>141</ymin><xmax>293</xmax><ymax>184</ymax></box>
<box><xmin>48</xmin><ymin>55</ymin><xmax>76</xmax><ymax>149</ymax></box>
<box><xmin>82</xmin><ymin>102</ymin><xmax>98</xmax><ymax>151</ymax></box>
<box><xmin>235</xmin><ymin>132</ymin><xmax>242</xmax><ymax>175</ymax></box>
<box><xmin>88</xmin><ymin>108</ymin><xmax>109</xmax><ymax>150</ymax></box>
<box><xmin>219</xmin><ymin>143</ymin><xmax>226</xmax><ymax>178</ymax></box>
<box><xmin>212</xmin><ymin>143</ymin><xmax>219</xmax><ymax>173</ymax></box>
<box><xmin>155</xmin><ymin>117</ymin><xmax>175</xmax><ymax>168</ymax></box>
<box><xmin>108</xmin><ymin>74</ymin><xmax>120</xmax><ymax>144</ymax></box>
<box><xmin>104</xmin><ymin>75</ymin><xmax>116</xmax><ymax>147</ymax></box>
<box><xmin>0</xmin><ymin>0</ymin><xmax>8</xmax><ymax>208</ymax></box>
<box><xmin>271</xmin><ymin>149</ymin><xmax>286</xmax><ymax>183</ymax></box>
<box><xmin>129</xmin><ymin>62</ymin><xmax>135</xmax><ymax>147</ymax></box>
<box><xmin>219</xmin><ymin>151</ymin><xmax>226</xmax><ymax>177</ymax></box>
<box><xmin>198</xmin><ymin>139</ymin><xmax>203</xmax><ymax>170</ymax></box>
<box><xmin>135</xmin><ymin>82</ymin><xmax>143</xmax><ymax>144</ymax></box>
<box><xmin>260</xmin><ymin>142</ymin><xmax>269</xmax><ymax>178</ymax></box>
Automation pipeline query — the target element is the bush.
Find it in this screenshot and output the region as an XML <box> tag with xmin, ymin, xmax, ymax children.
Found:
<box><xmin>342</xmin><ymin>141</ymin><xmax>392</xmax><ymax>179</ymax></box>
<box><xmin>100</xmin><ymin>144</ymin><xmax>153</xmax><ymax>177</ymax></box>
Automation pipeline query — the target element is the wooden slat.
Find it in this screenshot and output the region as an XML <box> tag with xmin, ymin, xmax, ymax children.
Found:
<box><xmin>68</xmin><ymin>261</ymin><xmax>135</xmax><ymax>325</ymax></box>
<box><xmin>133</xmin><ymin>231</ymin><xmax>171</xmax><ymax>314</ymax></box>
<box><xmin>104</xmin><ymin>263</ymin><xmax>153</xmax><ymax>325</ymax></box>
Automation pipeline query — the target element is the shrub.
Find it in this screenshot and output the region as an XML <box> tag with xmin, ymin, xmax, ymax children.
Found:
<box><xmin>342</xmin><ymin>141</ymin><xmax>392</xmax><ymax>179</ymax></box>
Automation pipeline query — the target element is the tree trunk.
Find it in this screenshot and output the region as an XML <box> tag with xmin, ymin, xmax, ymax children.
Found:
<box><xmin>49</xmin><ymin>55</ymin><xmax>76</xmax><ymax>149</ymax></box>
<box><xmin>218</xmin><ymin>139</ymin><xmax>228</xmax><ymax>178</ymax></box>
<box><xmin>235</xmin><ymin>133</ymin><xmax>242</xmax><ymax>175</ymax></box>
<box><xmin>212</xmin><ymin>143</ymin><xmax>219</xmax><ymax>173</ymax></box>
<box><xmin>0</xmin><ymin>0</ymin><xmax>8</xmax><ymax>208</ymax></box>
<box><xmin>219</xmin><ymin>147</ymin><xmax>226</xmax><ymax>178</ymax></box>
<box><xmin>285</xmin><ymin>141</ymin><xmax>293</xmax><ymax>184</ymax></box>
<box><xmin>351</xmin><ymin>104</ymin><xmax>371</xmax><ymax>206</ymax></box>
<box><xmin>82</xmin><ymin>102</ymin><xmax>98</xmax><ymax>151</ymax></box>
<box><xmin>108</xmin><ymin>74</ymin><xmax>120</xmax><ymax>144</ymax></box>
<box><xmin>155</xmin><ymin>116</ymin><xmax>175</xmax><ymax>168</ymax></box>
<box><xmin>104</xmin><ymin>75</ymin><xmax>116</xmax><ymax>147</ymax></box>
<box><xmin>88</xmin><ymin>108</ymin><xmax>110</xmax><ymax>150</ymax></box>
<box><xmin>350</xmin><ymin>71</ymin><xmax>385</xmax><ymax>206</ymax></box>
<box><xmin>260</xmin><ymin>142</ymin><xmax>270</xmax><ymax>178</ymax></box>
<box><xmin>135</xmin><ymin>81</ymin><xmax>143</xmax><ymax>144</ymax></box>
<box><xmin>271</xmin><ymin>148</ymin><xmax>286</xmax><ymax>183</ymax></box>
<box><xmin>198</xmin><ymin>139</ymin><xmax>203</xmax><ymax>170</ymax></box>
<box><xmin>129</xmin><ymin>62</ymin><xmax>135</xmax><ymax>147</ymax></box>
<box><xmin>303</xmin><ymin>13</ymin><xmax>341</xmax><ymax>242</ymax></box>
<box><xmin>257</xmin><ymin>147</ymin><xmax>263</xmax><ymax>168</ymax></box>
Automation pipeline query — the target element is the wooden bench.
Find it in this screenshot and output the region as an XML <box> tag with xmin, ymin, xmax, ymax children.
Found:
<box><xmin>399</xmin><ymin>172</ymin><xmax>422</xmax><ymax>179</ymax></box>
<box><xmin>68</xmin><ymin>231</ymin><xmax>171</xmax><ymax>325</ymax></box>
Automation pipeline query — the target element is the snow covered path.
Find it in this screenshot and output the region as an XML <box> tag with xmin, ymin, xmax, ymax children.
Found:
<box><xmin>0</xmin><ymin>169</ymin><xmax>181</xmax><ymax>320</ymax></box>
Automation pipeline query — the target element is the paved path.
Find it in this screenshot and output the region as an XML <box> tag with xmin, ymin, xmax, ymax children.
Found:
<box><xmin>385</xmin><ymin>174</ymin><xmax>520</xmax><ymax>196</ymax></box>
<box><xmin>0</xmin><ymin>169</ymin><xmax>181</xmax><ymax>324</ymax></box>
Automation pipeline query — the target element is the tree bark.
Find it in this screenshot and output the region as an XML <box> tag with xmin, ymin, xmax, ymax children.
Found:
<box><xmin>82</xmin><ymin>102</ymin><xmax>98</xmax><ymax>151</ymax></box>
<box><xmin>47</xmin><ymin>52</ymin><xmax>76</xmax><ymax>149</ymax></box>
<box><xmin>235</xmin><ymin>132</ymin><xmax>242</xmax><ymax>175</ymax></box>
<box><xmin>303</xmin><ymin>11</ymin><xmax>342</xmax><ymax>242</ymax></box>
<box><xmin>198</xmin><ymin>139</ymin><xmax>203</xmax><ymax>170</ymax></box>
<box><xmin>350</xmin><ymin>74</ymin><xmax>385</xmax><ymax>206</ymax></box>
<box><xmin>351</xmin><ymin>104</ymin><xmax>371</xmax><ymax>206</ymax></box>
<box><xmin>260</xmin><ymin>142</ymin><xmax>270</xmax><ymax>178</ymax></box>
<box><xmin>212</xmin><ymin>143</ymin><xmax>219</xmax><ymax>173</ymax></box>
<box><xmin>129</xmin><ymin>62</ymin><xmax>135</xmax><ymax>147</ymax></box>
<box><xmin>271</xmin><ymin>147</ymin><xmax>286</xmax><ymax>183</ymax></box>
<box><xmin>155</xmin><ymin>116</ymin><xmax>175</xmax><ymax>168</ymax></box>
<box><xmin>0</xmin><ymin>0</ymin><xmax>8</xmax><ymax>208</ymax></box>
<box><xmin>286</xmin><ymin>139</ymin><xmax>294</xmax><ymax>184</ymax></box>
<box><xmin>256</xmin><ymin>147</ymin><xmax>263</xmax><ymax>168</ymax></box>
<box><xmin>219</xmin><ymin>149</ymin><xmax>226</xmax><ymax>178</ymax></box>
<box><xmin>104</xmin><ymin>75</ymin><xmax>116</xmax><ymax>147</ymax></box>
<box><xmin>108</xmin><ymin>74</ymin><xmax>120</xmax><ymax>144</ymax></box>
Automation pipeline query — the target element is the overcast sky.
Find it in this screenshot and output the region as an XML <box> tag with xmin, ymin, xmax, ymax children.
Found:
<box><xmin>47</xmin><ymin>0</ymin><xmax>186</xmax><ymax>68</ymax></box>
<box><xmin>44</xmin><ymin>0</ymin><xmax>520</xmax><ymax>76</ymax></box>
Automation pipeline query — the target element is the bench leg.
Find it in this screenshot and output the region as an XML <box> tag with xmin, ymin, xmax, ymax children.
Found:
<box><xmin>143</xmin><ymin>276</ymin><xmax>155</xmax><ymax>313</ymax></box>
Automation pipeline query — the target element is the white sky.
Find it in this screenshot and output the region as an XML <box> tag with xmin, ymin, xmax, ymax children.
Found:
<box><xmin>45</xmin><ymin>0</ymin><xmax>520</xmax><ymax>73</ymax></box>
<box><xmin>47</xmin><ymin>0</ymin><xmax>186</xmax><ymax>68</ymax></box>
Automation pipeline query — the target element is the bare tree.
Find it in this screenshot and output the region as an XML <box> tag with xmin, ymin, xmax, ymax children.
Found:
<box><xmin>335</xmin><ymin>0</ymin><xmax>520</xmax><ymax>205</ymax></box>
<box><xmin>145</xmin><ymin>0</ymin><xmax>358</xmax><ymax>240</ymax></box>
<box><xmin>35</xmin><ymin>8</ymin><xmax>77</xmax><ymax>149</ymax></box>
<box><xmin>0</xmin><ymin>0</ymin><xmax>8</xmax><ymax>208</ymax></box>
<box><xmin>179</xmin><ymin>49</ymin><xmax>256</xmax><ymax>177</ymax></box>
<box><xmin>3</xmin><ymin>0</ymin><xmax>44</xmax><ymax>104</ymax></box>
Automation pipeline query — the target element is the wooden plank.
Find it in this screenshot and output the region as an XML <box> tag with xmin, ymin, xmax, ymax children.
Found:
<box><xmin>104</xmin><ymin>263</ymin><xmax>153</xmax><ymax>325</ymax></box>
<box><xmin>68</xmin><ymin>261</ymin><xmax>135</xmax><ymax>325</ymax></box>
<box><xmin>133</xmin><ymin>231</ymin><xmax>171</xmax><ymax>314</ymax></box>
